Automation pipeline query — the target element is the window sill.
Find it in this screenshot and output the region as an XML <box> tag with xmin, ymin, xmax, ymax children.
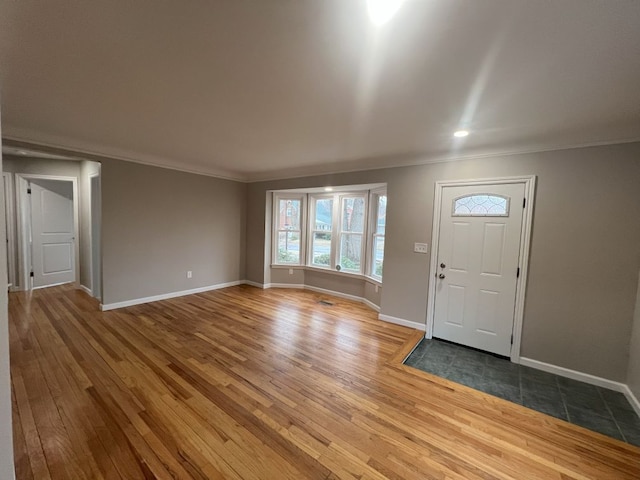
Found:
<box><xmin>271</xmin><ymin>264</ymin><xmax>382</xmax><ymax>286</ymax></box>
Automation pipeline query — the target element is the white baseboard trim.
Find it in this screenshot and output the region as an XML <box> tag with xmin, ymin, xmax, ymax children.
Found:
<box><xmin>621</xmin><ymin>385</ymin><xmax>640</xmax><ymax>418</ymax></box>
<box><xmin>378</xmin><ymin>313</ymin><xmax>426</xmax><ymax>331</ymax></box>
<box><xmin>263</xmin><ymin>282</ymin><xmax>381</xmax><ymax>312</ymax></box>
<box><xmin>243</xmin><ymin>280</ymin><xmax>265</xmax><ymax>289</ymax></box>
<box><xmin>519</xmin><ymin>357</ymin><xmax>627</xmax><ymax>392</ymax></box>
<box><xmin>78</xmin><ymin>284</ymin><xmax>92</xmax><ymax>296</ymax></box>
<box><xmin>100</xmin><ymin>280</ymin><xmax>244</xmax><ymax>311</ymax></box>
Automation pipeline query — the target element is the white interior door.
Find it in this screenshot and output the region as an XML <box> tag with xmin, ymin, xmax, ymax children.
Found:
<box><xmin>433</xmin><ymin>183</ymin><xmax>525</xmax><ymax>356</ymax></box>
<box><xmin>30</xmin><ymin>179</ymin><xmax>75</xmax><ymax>288</ymax></box>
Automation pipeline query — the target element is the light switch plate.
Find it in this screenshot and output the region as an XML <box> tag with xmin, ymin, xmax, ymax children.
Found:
<box><xmin>414</xmin><ymin>243</ymin><xmax>428</xmax><ymax>254</ymax></box>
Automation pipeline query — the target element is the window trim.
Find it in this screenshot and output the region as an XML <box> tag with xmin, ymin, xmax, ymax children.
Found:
<box><xmin>272</xmin><ymin>193</ymin><xmax>306</xmax><ymax>266</ymax></box>
<box><xmin>367</xmin><ymin>189</ymin><xmax>386</xmax><ymax>280</ymax></box>
<box><xmin>270</xmin><ymin>186</ymin><xmax>386</xmax><ymax>283</ymax></box>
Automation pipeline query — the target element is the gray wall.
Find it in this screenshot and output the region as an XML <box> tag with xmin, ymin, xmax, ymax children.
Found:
<box><xmin>628</xmin><ymin>270</ymin><xmax>640</xmax><ymax>399</ymax></box>
<box><xmin>247</xmin><ymin>142</ymin><xmax>640</xmax><ymax>382</ymax></box>
<box><xmin>79</xmin><ymin>160</ymin><xmax>101</xmax><ymax>293</ymax></box>
<box><xmin>0</xmin><ymin>112</ymin><xmax>16</xmax><ymax>478</ymax></box>
<box><xmin>101</xmin><ymin>159</ymin><xmax>246</xmax><ymax>305</ymax></box>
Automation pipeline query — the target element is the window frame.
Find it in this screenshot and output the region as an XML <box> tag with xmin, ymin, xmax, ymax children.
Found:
<box><xmin>271</xmin><ymin>186</ymin><xmax>386</xmax><ymax>283</ymax></box>
<box><xmin>336</xmin><ymin>192</ymin><xmax>368</xmax><ymax>274</ymax></box>
<box><xmin>272</xmin><ymin>193</ymin><xmax>306</xmax><ymax>266</ymax></box>
<box><xmin>367</xmin><ymin>189</ymin><xmax>386</xmax><ymax>281</ymax></box>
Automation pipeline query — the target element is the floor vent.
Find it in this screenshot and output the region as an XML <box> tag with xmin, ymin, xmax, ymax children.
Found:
<box><xmin>318</xmin><ymin>300</ymin><xmax>334</xmax><ymax>306</ymax></box>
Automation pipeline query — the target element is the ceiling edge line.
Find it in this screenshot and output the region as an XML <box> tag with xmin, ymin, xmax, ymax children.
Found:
<box><xmin>1</xmin><ymin>133</ymin><xmax>249</xmax><ymax>183</ymax></box>
<box><xmin>245</xmin><ymin>136</ymin><xmax>640</xmax><ymax>183</ymax></box>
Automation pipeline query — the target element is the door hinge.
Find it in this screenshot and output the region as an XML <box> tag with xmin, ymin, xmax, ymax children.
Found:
<box><xmin>30</xmin><ymin>271</ymin><xmax>34</xmax><ymax>278</ymax></box>
<box><xmin>516</xmin><ymin>267</ymin><xmax>520</xmax><ymax>278</ymax></box>
<box><xmin>522</xmin><ymin>198</ymin><xmax>526</xmax><ymax>208</ymax></box>
<box><xmin>510</xmin><ymin>334</ymin><xmax>513</xmax><ymax>345</ymax></box>
<box><xmin>27</xmin><ymin>188</ymin><xmax>32</xmax><ymax>194</ymax></box>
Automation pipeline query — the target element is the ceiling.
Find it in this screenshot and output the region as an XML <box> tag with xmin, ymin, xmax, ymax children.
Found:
<box><xmin>1</xmin><ymin>1</ymin><xmax>639</xmax><ymax>182</ymax></box>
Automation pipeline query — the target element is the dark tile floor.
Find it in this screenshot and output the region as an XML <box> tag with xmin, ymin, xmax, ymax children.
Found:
<box><xmin>405</xmin><ymin>338</ymin><xmax>640</xmax><ymax>446</ymax></box>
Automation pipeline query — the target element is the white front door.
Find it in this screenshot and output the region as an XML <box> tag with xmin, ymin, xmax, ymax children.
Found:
<box><xmin>433</xmin><ymin>183</ymin><xmax>525</xmax><ymax>356</ymax></box>
<box><xmin>29</xmin><ymin>179</ymin><xmax>75</xmax><ymax>288</ymax></box>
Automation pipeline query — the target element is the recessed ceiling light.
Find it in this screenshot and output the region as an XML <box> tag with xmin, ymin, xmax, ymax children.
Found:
<box><xmin>453</xmin><ymin>130</ymin><xmax>470</xmax><ymax>138</ymax></box>
<box><xmin>324</xmin><ymin>187</ymin><xmax>333</xmax><ymax>192</ymax></box>
<box><xmin>367</xmin><ymin>0</ymin><xmax>405</xmax><ymax>26</ymax></box>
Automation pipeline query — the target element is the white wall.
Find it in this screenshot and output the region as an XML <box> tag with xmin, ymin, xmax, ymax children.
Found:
<box><xmin>0</xmin><ymin>108</ymin><xmax>17</xmax><ymax>478</ymax></box>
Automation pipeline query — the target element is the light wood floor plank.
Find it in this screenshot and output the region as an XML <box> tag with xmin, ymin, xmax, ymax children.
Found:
<box><xmin>8</xmin><ymin>284</ymin><xmax>640</xmax><ymax>479</ymax></box>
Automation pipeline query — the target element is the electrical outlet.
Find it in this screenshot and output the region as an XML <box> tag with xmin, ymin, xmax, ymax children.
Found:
<box><xmin>187</xmin><ymin>270</ymin><xmax>192</xmax><ymax>279</ymax></box>
<box><xmin>375</xmin><ymin>284</ymin><xmax>379</xmax><ymax>293</ymax></box>
<box><xmin>414</xmin><ymin>243</ymin><xmax>428</xmax><ymax>254</ymax></box>
<box><xmin>289</xmin><ymin>268</ymin><xmax>293</xmax><ymax>275</ymax></box>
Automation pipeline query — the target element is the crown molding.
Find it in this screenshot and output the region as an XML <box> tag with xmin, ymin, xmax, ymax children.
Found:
<box><xmin>2</xmin><ymin>127</ymin><xmax>249</xmax><ymax>182</ymax></box>
<box><xmin>3</xmin><ymin>125</ymin><xmax>639</xmax><ymax>185</ymax></box>
<box><xmin>244</xmin><ymin>136</ymin><xmax>640</xmax><ymax>183</ymax></box>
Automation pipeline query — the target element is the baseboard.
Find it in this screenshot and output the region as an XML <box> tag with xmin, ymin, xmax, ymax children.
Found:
<box><xmin>243</xmin><ymin>280</ymin><xmax>265</xmax><ymax>289</ymax></box>
<box><xmin>79</xmin><ymin>284</ymin><xmax>92</xmax><ymax>296</ymax></box>
<box><xmin>264</xmin><ymin>282</ymin><xmax>381</xmax><ymax>312</ymax></box>
<box><xmin>519</xmin><ymin>357</ymin><xmax>627</xmax><ymax>393</ymax></box>
<box><xmin>621</xmin><ymin>385</ymin><xmax>640</xmax><ymax>418</ymax></box>
<box><xmin>378</xmin><ymin>313</ymin><xmax>426</xmax><ymax>331</ymax></box>
<box><xmin>100</xmin><ymin>280</ymin><xmax>244</xmax><ymax>311</ymax></box>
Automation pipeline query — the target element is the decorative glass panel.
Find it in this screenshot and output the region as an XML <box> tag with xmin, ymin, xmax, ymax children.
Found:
<box><xmin>312</xmin><ymin>232</ymin><xmax>331</xmax><ymax>266</ymax></box>
<box><xmin>376</xmin><ymin>195</ymin><xmax>387</xmax><ymax>235</ymax></box>
<box><xmin>339</xmin><ymin>234</ymin><xmax>362</xmax><ymax>273</ymax></box>
<box><xmin>453</xmin><ymin>194</ymin><xmax>509</xmax><ymax>216</ymax></box>
<box><xmin>277</xmin><ymin>232</ymin><xmax>300</xmax><ymax>264</ymax></box>
<box><xmin>341</xmin><ymin>197</ymin><xmax>365</xmax><ymax>233</ymax></box>
<box><xmin>314</xmin><ymin>198</ymin><xmax>333</xmax><ymax>231</ymax></box>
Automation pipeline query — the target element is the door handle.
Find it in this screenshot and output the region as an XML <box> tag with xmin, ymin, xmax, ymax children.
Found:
<box><xmin>438</xmin><ymin>273</ymin><xmax>446</xmax><ymax>279</ymax></box>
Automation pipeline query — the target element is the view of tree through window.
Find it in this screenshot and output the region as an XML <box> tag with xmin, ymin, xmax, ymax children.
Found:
<box><xmin>339</xmin><ymin>196</ymin><xmax>365</xmax><ymax>272</ymax></box>
<box><xmin>275</xmin><ymin>198</ymin><xmax>302</xmax><ymax>264</ymax></box>
<box><xmin>311</xmin><ymin>197</ymin><xmax>333</xmax><ymax>266</ymax></box>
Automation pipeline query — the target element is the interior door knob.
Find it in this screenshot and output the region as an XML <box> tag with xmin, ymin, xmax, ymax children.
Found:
<box><xmin>439</xmin><ymin>273</ymin><xmax>446</xmax><ymax>279</ymax></box>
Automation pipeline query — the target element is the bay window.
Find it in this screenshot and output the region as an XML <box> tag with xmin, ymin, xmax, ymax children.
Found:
<box><xmin>272</xmin><ymin>186</ymin><xmax>386</xmax><ymax>281</ymax></box>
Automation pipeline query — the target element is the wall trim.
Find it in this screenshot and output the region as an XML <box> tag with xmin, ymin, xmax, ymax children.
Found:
<box><xmin>79</xmin><ymin>284</ymin><xmax>92</xmax><ymax>296</ymax></box>
<box><xmin>378</xmin><ymin>313</ymin><xmax>426</xmax><ymax>331</ymax></box>
<box><xmin>518</xmin><ymin>357</ymin><xmax>640</xmax><ymax>412</ymax></box>
<box><xmin>243</xmin><ymin>280</ymin><xmax>265</xmax><ymax>289</ymax></box>
<box><xmin>263</xmin><ymin>282</ymin><xmax>381</xmax><ymax>312</ymax></box>
<box><xmin>100</xmin><ymin>280</ymin><xmax>244</xmax><ymax>311</ymax></box>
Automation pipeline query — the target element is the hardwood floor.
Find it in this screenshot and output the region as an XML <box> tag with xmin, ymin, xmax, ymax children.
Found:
<box><xmin>8</xmin><ymin>285</ymin><xmax>639</xmax><ymax>479</ymax></box>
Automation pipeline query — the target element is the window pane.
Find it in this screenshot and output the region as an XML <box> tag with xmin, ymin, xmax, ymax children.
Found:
<box><xmin>314</xmin><ymin>198</ymin><xmax>333</xmax><ymax>232</ymax></box>
<box><xmin>342</xmin><ymin>197</ymin><xmax>365</xmax><ymax>233</ymax></box>
<box><xmin>339</xmin><ymin>234</ymin><xmax>362</xmax><ymax>273</ymax></box>
<box><xmin>376</xmin><ymin>195</ymin><xmax>387</xmax><ymax>235</ymax></box>
<box><xmin>279</xmin><ymin>199</ymin><xmax>300</xmax><ymax>229</ymax></box>
<box><xmin>277</xmin><ymin>231</ymin><xmax>300</xmax><ymax>264</ymax></box>
<box><xmin>373</xmin><ymin>236</ymin><xmax>384</xmax><ymax>278</ymax></box>
<box><xmin>453</xmin><ymin>194</ymin><xmax>509</xmax><ymax>216</ymax></box>
<box><xmin>312</xmin><ymin>232</ymin><xmax>331</xmax><ymax>266</ymax></box>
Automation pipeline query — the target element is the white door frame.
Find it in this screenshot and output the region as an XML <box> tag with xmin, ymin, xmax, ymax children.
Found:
<box><xmin>425</xmin><ymin>175</ymin><xmax>536</xmax><ymax>363</ymax></box>
<box><xmin>2</xmin><ymin>172</ymin><xmax>17</xmax><ymax>289</ymax></box>
<box><xmin>15</xmin><ymin>173</ymin><xmax>80</xmax><ymax>291</ymax></box>
<box><xmin>89</xmin><ymin>171</ymin><xmax>101</xmax><ymax>300</ymax></box>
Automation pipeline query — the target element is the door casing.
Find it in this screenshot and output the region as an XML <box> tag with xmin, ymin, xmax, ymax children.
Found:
<box><xmin>425</xmin><ymin>175</ymin><xmax>536</xmax><ymax>363</ymax></box>
<box><xmin>15</xmin><ymin>173</ymin><xmax>79</xmax><ymax>291</ymax></box>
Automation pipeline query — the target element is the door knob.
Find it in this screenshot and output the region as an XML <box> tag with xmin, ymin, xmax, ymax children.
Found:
<box><xmin>440</xmin><ymin>263</ymin><xmax>446</xmax><ymax>268</ymax></box>
<box><xmin>438</xmin><ymin>273</ymin><xmax>446</xmax><ymax>279</ymax></box>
